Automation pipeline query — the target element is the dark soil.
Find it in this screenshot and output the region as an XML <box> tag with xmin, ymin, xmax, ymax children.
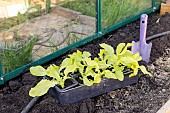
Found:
<box><xmin>0</xmin><ymin>13</ymin><xmax>170</xmax><ymax>113</ymax></box>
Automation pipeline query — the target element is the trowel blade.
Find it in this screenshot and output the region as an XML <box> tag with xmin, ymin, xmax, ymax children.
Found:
<box><xmin>140</xmin><ymin>42</ymin><xmax>152</xmax><ymax>63</ymax></box>
<box><xmin>131</xmin><ymin>41</ymin><xmax>140</xmax><ymax>54</ymax></box>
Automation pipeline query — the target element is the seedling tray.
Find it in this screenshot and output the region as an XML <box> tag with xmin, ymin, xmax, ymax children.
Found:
<box><xmin>49</xmin><ymin>73</ymin><xmax>138</xmax><ymax>105</ymax></box>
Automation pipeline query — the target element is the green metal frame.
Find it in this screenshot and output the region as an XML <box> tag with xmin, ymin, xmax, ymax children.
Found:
<box><xmin>96</xmin><ymin>0</ymin><xmax>102</xmax><ymax>33</ymax></box>
<box><xmin>0</xmin><ymin>1</ymin><xmax>160</xmax><ymax>85</ymax></box>
<box><xmin>152</xmin><ymin>0</ymin><xmax>156</xmax><ymax>11</ymax></box>
<box><xmin>0</xmin><ymin>63</ymin><xmax>3</xmax><ymax>77</ymax></box>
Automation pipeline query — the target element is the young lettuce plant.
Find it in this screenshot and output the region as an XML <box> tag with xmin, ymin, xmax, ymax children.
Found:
<box><xmin>29</xmin><ymin>64</ymin><xmax>70</xmax><ymax>97</ymax></box>
<box><xmin>99</xmin><ymin>43</ymin><xmax>152</xmax><ymax>81</ymax></box>
<box><xmin>29</xmin><ymin>43</ymin><xmax>152</xmax><ymax>97</ymax></box>
<box><xmin>82</xmin><ymin>57</ymin><xmax>103</xmax><ymax>86</ymax></box>
<box><xmin>60</xmin><ymin>50</ymin><xmax>102</xmax><ymax>86</ymax></box>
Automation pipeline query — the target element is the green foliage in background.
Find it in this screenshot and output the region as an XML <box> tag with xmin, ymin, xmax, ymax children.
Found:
<box><xmin>59</xmin><ymin>0</ymin><xmax>153</xmax><ymax>28</ymax></box>
<box><xmin>60</xmin><ymin>0</ymin><xmax>96</xmax><ymax>17</ymax></box>
<box><xmin>0</xmin><ymin>36</ymin><xmax>38</xmax><ymax>74</ymax></box>
<box><xmin>101</xmin><ymin>0</ymin><xmax>151</xmax><ymax>28</ymax></box>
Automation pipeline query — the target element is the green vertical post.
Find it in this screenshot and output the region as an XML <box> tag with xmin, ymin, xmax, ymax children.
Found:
<box><xmin>0</xmin><ymin>61</ymin><xmax>3</xmax><ymax>77</ymax></box>
<box><xmin>0</xmin><ymin>63</ymin><xmax>4</xmax><ymax>84</ymax></box>
<box><xmin>96</xmin><ymin>0</ymin><xmax>102</xmax><ymax>33</ymax></box>
<box><xmin>152</xmin><ymin>0</ymin><xmax>156</xmax><ymax>12</ymax></box>
<box><xmin>0</xmin><ymin>49</ymin><xmax>4</xmax><ymax>83</ymax></box>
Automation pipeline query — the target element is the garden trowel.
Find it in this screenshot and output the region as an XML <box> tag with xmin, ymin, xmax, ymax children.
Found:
<box><xmin>131</xmin><ymin>14</ymin><xmax>152</xmax><ymax>63</ymax></box>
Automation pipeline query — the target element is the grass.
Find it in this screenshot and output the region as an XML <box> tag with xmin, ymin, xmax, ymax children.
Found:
<box><xmin>0</xmin><ymin>35</ymin><xmax>38</xmax><ymax>74</ymax></box>
<box><xmin>101</xmin><ymin>0</ymin><xmax>151</xmax><ymax>28</ymax></box>
<box><xmin>0</xmin><ymin>1</ymin><xmax>51</xmax><ymax>74</ymax></box>
<box><xmin>59</xmin><ymin>0</ymin><xmax>96</xmax><ymax>17</ymax></box>
<box><xmin>59</xmin><ymin>0</ymin><xmax>158</xmax><ymax>29</ymax></box>
<box><xmin>66</xmin><ymin>32</ymin><xmax>82</xmax><ymax>45</ymax></box>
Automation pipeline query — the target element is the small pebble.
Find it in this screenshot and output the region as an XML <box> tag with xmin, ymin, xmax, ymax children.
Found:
<box><xmin>164</xmin><ymin>66</ymin><xmax>170</xmax><ymax>72</ymax></box>
<box><xmin>162</xmin><ymin>89</ymin><xmax>166</xmax><ymax>92</ymax></box>
<box><xmin>108</xmin><ymin>91</ymin><xmax>116</xmax><ymax>99</ymax></box>
<box><xmin>149</xmin><ymin>64</ymin><xmax>155</xmax><ymax>71</ymax></box>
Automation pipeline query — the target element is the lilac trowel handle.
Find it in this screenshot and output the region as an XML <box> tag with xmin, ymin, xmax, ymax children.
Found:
<box><xmin>140</xmin><ymin>14</ymin><xmax>148</xmax><ymax>45</ymax></box>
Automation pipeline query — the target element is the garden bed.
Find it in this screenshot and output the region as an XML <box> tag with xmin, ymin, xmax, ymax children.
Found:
<box><xmin>0</xmin><ymin>13</ymin><xmax>170</xmax><ymax>113</ymax></box>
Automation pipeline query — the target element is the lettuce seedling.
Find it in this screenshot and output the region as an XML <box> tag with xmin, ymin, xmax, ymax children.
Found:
<box><xmin>29</xmin><ymin>64</ymin><xmax>70</xmax><ymax>97</ymax></box>
<box><xmin>60</xmin><ymin>50</ymin><xmax>91</xmax><ymax>75</ymax></box>
<box><xmin>29</xmin><ymin>43</ymin><xmax>152</xmax><ymax>97</ymax></box>
<box><xmin>60</xmin><ymin>50</ymin><xmax>102</xmax><ymax>86</ymax></box>
<box><xmin>99</xmin><ymin>43</ymin><xmax>152</xmax><ymax>81</ymax></box>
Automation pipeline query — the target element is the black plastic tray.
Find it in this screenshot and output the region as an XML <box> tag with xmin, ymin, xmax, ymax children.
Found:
<box><xmin>49</xmin><ymin>73</ymin><xmax>138</xmax><ymax>105</ymax></box>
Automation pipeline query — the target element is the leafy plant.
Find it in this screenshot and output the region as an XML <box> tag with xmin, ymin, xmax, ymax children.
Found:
<box><xmin>0</xmin><ymin>35</ymin><xmax>38</xmax><ymax>74</ymax></box>
<box><xmin>59</xmin><ymin>0</ymin><xmax>151</xmax><ymax>28</ymax></box>
<box><xmin>60</xmin><ymin>0</ymin><xmax>96</xmax><ymax>17</ymax></box>
<box><xmin>101</xmin><ymin>0</ymin><xmax>151</xmax><ymax>28</ymax></box>
<box><xmin>98</xmin><ymin>43</ymin><xmax>152</xmax><ymax>81</ymax></box>
<box><xmin>29</xmin><ymin>64</ymin><xmax>70</xmax><ymax>97</ymax></box>
<box><xmin>29</xmin><ymin>43</ymin><xmax>152</xmax><ymax>97</ymax></box>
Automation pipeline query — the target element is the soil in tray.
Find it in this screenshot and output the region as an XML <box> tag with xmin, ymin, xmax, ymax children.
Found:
<box><xmin>0</xmin><ymin>13</ymin><xmax>170</xmax><ymax>113</ymax></box>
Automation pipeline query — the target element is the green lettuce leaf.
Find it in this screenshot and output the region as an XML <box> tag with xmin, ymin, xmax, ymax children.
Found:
<box><xmin>116</xmin><ymin>43</ymin><xmax>126</xmax><ymax>55</ymax></box>
<box><xmin>93</xmin><ymin>74</ymin><xmax>102</xmax><ymax>83</ymax></box>
<box><xmin>100</xmin><ymin>43</ymin><xmax>114</xmax><ymax>55</ymax></box>
<box><xmin>83</xmin><ymin>51</ymin><xmax>91</xmax><ymax>59</ymax></box>
<box><xmin>60</xmin><ymin>58</ymin><xmax>73</xmax><ymax>71</ymax></box>
<box><xmin>30</xmin><ymin>66</ymin><xmax>46</xmax><ymax>76</ymax></box>
<box><xmin>104</xmin><ymin>70</ymin><xmax>117</xmax><ymax>79</ymax></box>
<box><xmin>29</xmin><ymin>79</ymin><xmax>57</xmax><ymax>97</ymax></box>
<box><xmin>139</xmin><ymin>65</ymin><xmax>152</xmax><ymax>76</ymax></box>
<box><xmin>64</xmin><ymin>65</ymin><xmax>77</xmax><ymax>76</ymax></box>
<box><xmin>115</xmin><ymin>70</ymin><xmax>124</xmax><ymax>81</ymax></box>
<box><xmin>83</xmin><ymin>76</ymin><xmax>93</xmax><ymax>86</ymax></box>
<box><xmin>46</xmin><ymin>64</ymin><xmax>60</xmax><ymax>79</ymax></box>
